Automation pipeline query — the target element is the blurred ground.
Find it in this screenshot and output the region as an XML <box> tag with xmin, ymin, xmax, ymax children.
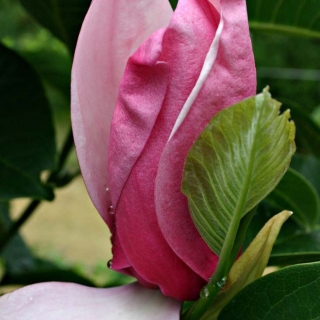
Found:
<box><xmin>11</xmin><ymin>176</ymin><xmax>112</xmax><ymax>270</ymax></box>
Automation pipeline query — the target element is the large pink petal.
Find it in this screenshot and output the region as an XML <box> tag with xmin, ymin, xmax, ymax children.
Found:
<box><xmin>109</xmin><ymin>0</ymin><xmax>221</xmax><ymax>300</ymax></box>
<box><xmin>0</xmin><ymin>282</ymin><xmax>181</xmax><ymax>320</ymax></box>
<box><xmin>155</xmin><ymin>0</ymin><xmax>256</xmax><ymax>280</ymax></box>
<box><xmin>71</xmin><ymin>0</ymin><xmax>173</xmax><ymax>228</ymax></box>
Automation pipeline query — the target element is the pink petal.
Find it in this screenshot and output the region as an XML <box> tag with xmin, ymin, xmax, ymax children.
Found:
<box><xmin>109</xmin><ymin>0</ymin><xmax>222</xmax><ymax>300</ymax></box>
<box><xmin>155</xmin><ymin>0</ymin><xmax>256</xmax><ymax>280</ymax></box>
<box><xmin>71</xmin><ymin>0</ymin><xmax>173</xmax><ymax>228</ymax></box>
<box><xmin>0</xmin><ymin>282</ymin><xmax>181</xmax><ymax>320</ymax></box>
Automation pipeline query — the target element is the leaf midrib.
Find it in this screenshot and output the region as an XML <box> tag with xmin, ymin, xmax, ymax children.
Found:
<box><xmin>233</xmin><ymin>99</ymin><xmax>263</xmax><ymax>221</ymax></box>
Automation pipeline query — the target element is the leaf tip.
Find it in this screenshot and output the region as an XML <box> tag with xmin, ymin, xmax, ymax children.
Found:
<box><xmin>262</xmin><ymin>86</ymin><xmax>270</xmax><ymax>93</ymax></box>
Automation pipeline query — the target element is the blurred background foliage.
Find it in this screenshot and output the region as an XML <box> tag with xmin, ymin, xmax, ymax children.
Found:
<box><xmin>0</xmin><ymin>0</ymin><xmax>320</xmax><ymax>303</ymax></box>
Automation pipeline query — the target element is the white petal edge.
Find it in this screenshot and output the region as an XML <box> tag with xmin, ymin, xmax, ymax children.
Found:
<box><xmin>168</xmin><ymin>10</ymin><xmax>224</xmax><ymax>142</ymax></box>
<box><xmin>0</xmin><ymin>282</ymin><xmax>181</xmax><ymax>320</ymax></box>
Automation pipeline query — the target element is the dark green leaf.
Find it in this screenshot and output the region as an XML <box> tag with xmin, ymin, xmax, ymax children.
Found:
<box><xmin>245</xmin><ymin>202</ymin><xmax>320</xmax><ymax>266</ymax></box>
<box><xmin>19</xmin><ymin>0</ymin><xmax>91</xmax><ymax>52</ymax></box>
<box><xmin>267</xmin><ymin>168</ymin><xmax>319</xmax><ymax>231</ymax></box>
<box><xmin>291</xmin><ymin>154</ymin><xmax>320</xmax><ymax>199</ymax></box>
<box><xmin>280</xmin><ymin>98</ymin><xmax>320</xmax><ymax>158</ymax></box>
<box><xmin>169</xmin><ymin>0</ymin><xmax>178</xmax><ymax>10</ymax></box>
<box><xmin>0</xmin><ymin>258</ymin><xmax>4</xmax><ymax>283</ymax></box>
<box><xmin>182</xmin><ymin>88</ymin><xmax>296</xmax><ymax>254</ymax></box>
<box><xmin>0</xmin><ymin>202</ymin><xmax>37</xmax><ymax>275</ymax></box>
<box><xmin>1</xmin><ymin>258</ymin><xmax>94</xmax><ymax>287</ymax></box>
<box><xmin>0</xmin><ymin>44</ymin><xmax>55</xmax><ymax>200</ymax></box>
<box><xmin>270</xmin><ymin>230</ymin><xmax>320</xmax><ymax>266</ymax></box>
<box><xmin>247</xmin><ymin>0</ymin><xmax>320</xmax><ymax>39</ymax></box>
<box><xmin>219</xmin><ymin>262</ymin><xmax>320</xmax><ymax>320</ymax></box>
<box><xmin>22</xmin><ymin>49</ymin><xmax>72</xmax><ymax>99</ymax></box>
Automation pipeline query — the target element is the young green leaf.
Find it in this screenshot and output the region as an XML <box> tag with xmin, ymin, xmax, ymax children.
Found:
<box><xmin>202</xmin><ymin>210</ymin><xmax>292</xmax><ymax>320</ymax></box>
<box><xmin>248</xmin><ymin>0</ymin><xmax>320</xmax><ymax>39</ymax></box>
<box><xmin>219</xmin><ymin>262</ymin><xmax>320</xmax><ymax>320</ymax></box>
<box><xmin>182</xmin><ymin>88</ymin><xmax>295</xmax><ymax>256</ymax></box>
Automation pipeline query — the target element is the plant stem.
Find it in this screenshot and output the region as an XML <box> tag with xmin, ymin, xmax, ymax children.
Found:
<box><xmin>0</xmin><ymin>200</ymin><xmax>40</xmax><ymax>252</ymax></box>
<box><xmin>182</xmin><ymin>210</ymin><xmax>243</xmax><ymax>320</ymax></box>
<box><xmin>0</xmin><ymin>128</ymin><xmax>75</xmax><ymax>252</ymax></box>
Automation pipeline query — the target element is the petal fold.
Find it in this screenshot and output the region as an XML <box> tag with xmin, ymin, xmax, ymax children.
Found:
<box><xmin>109</xmin><ymin>0</ymin><xmax>223</xmax><ymax>300</ymax></box>
<box><xmin>155</xmin><ymin>0</ymin><xmax>256</xmax><ymax>280</ymax></box>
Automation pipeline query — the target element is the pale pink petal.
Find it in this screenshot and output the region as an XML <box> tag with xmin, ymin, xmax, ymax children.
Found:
<box><xmin>71</xmin><ymin>0</ymin><xmax>173</xmax><ymax>228</ymax></box>
<box><xmin>109</xmin><ymin>0</ymin><xmax>222</xmax><ymax>300</ymax></box>
<box><xmin>155</xmin><ymin>0</ymin><xmax>256</xmax><ymax>280</ymax></box>
<box><xmin>0</xmin><ymin>282</ymin><xmax>181</xmax><ymax>320</ymax></box>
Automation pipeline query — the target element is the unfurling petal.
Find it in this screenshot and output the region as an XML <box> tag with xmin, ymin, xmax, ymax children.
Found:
<box><xmin>71</xmin><ymin>0</ymin><xmax>173</xmax><ymax>228</ymax></box>
<box><xmin>155</xmin><ymin>0</ymin><xmax>256</xmax><ymax>282</ymax></box>
<box><xmin>0</xmin><ymin>282</ymin><xmax>181</xmax><ymax>320</ymax></box>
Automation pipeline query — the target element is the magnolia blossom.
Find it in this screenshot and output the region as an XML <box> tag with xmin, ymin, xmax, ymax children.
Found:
<box><xmin>72</xmin><ymin>0</ymin><xmax>255</xmax><ymax>301</ymax></box>
<box><xmin>0</xmin><ymin>0</ymin><xmax>255</xmax><ymax>318</ymax></box>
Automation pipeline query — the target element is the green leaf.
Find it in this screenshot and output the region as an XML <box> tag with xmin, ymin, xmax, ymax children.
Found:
<box><xmin>291</xmin><ymin>154</ymin><xmax>320</xmax><ymax>198</ymax></box>
<box><xmin>227</xmin><ymin>206</ymin><xmax>257</xmax><ymax>272</ymax></box>
<box><xmin>247</xmin><ymin>0</ymin><xmax>320</xmax><ymax>39</ymax></box>
<box><xmin>270</xmin><ymin>230</ymin><xmax>320</xmax><ymax>266</ymax></box>
<box><xmin>280</xmin><ymin>98</ymin><xmax>320</xmax><ymax>158</ymax></box>
<box><xmin>219</xmin><ymin>262</ymin><xmax>320</xmax><ymax>320</ymax></box>
<box><xmin>245</xmin><ymin>202</ymin><xmax>320</xmax><ymax>266</ymax></box>
<box><xmin>202</xmin><ymin>210</ymin><xmax>291</xmax><ymax>320</ymax></box>
<box><xmin>22</xmin><ymin>49</ymin><xmax>72</xmax><ymax>99</ymax></box>
<box><xmin>0</xmin><ymin>44</ymin><xmax>55</xmax><ymax>200</ymax></box>
<box><xmin>267</xmin><ymin>168</ymin><xmax>320</xmax><ymax>231</ymax></box>
<box><xmin>0</xmin><ymin>202</ymin><xmax>38</xmax><ymax>275</ymax></box>
<box><xmin>1</xmin><ymin>258</ymin><xmax>94</xmax><ymax>287</ymax></box>
<box><xmin>0</xmin><ymin>259</ymin><xmax>4</xmax><ymax>283</ymax></box>
<box><xmin>169</xmin><ymin>0</ymin><xmax>178</xmax><ymax>10</ymax></box>
<box><xmin>19</xmin><ymin>0</ymin><xmax>91</xmax><ymax>52</ymax></box>
<box><xmin>182</xmin><ymin>88</ymin><xmax>296</xmax><ymax>255</ymax></box>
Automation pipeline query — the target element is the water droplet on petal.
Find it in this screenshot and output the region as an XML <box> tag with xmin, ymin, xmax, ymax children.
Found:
<box><xmin>107</xmin><ymin>260</ymin><xmax>113</xmax><ymax>269</ymax></box>
<box><xmin>200</xmin><ymin>286</ymin><xmax>210</xmax><ymax>299</ymax></box>
<box><xmin>108</xmin><ymin>205</ymin><xmax>114</xmax><ymax>214</ymax></box>
<box><xmin>217</xmin><ymin>277</ymin><xmax>227</xmax><ymax>289</ymax></box>
<box><xmin>28</xmin><ymin>296</ymin><xmax>33</xmax><ymax>301</ymax></box>
<box><xmin>106</xmin><ymin>187</ymin><xmax>109</xmax><ymax>192</ymax></box>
